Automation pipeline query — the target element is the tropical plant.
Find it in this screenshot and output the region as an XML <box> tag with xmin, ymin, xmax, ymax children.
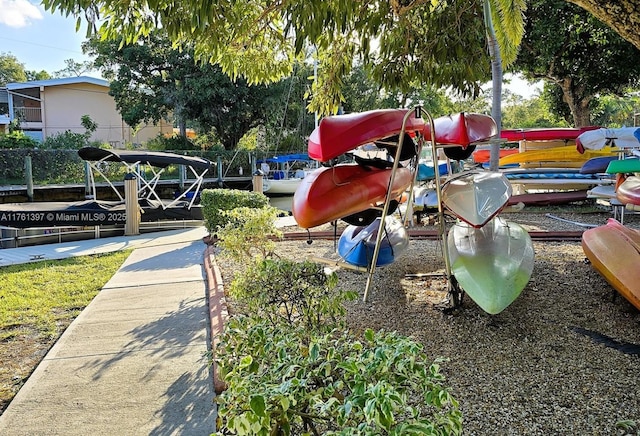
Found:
<box><xmin>199</xmin><ymin>188</ymin><xmax>269</xmax><ymax>233</ymax></box>
<box><xmin>216</xmin><ymin>206</ymin><xmax>283</xmax><ymax>261</ymax></box>
<box><xmin>215</xmin><ymin>319</ymin><xmax>462</xmax><ymax>435</ymax></box>
<box><xmin>0</xmin><ymin>131</ymin><xmax>38</xmax><ymax>149</ymax></box>
<box><xmin>41</xmin><ymin>115</ymin><xmax>101</xmax><ymax>149</ymax></box>
<box><xmin>45</xmin><ymin>0</ymin><xmax>528</xmax><ymax>117</ymax></box>
<box><xmin>513</xmin><ymin>0</ymin><xmax>640</xmax><ymax>126</ymax></box>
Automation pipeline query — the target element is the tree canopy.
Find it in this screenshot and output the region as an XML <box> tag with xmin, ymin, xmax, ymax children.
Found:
<box><xmin>43</xmin><ymin>0</ymin><xmax>526</xmax><ymax>116</ymax></box>
<box><xmin>569</xmin><ymin>0</ymin><xmax>640</xmax><ymax>51</ymax></box>
<box><xmin>0</xmin><ymin>53</ymin><xmax>27</xmax><ymax>86</ymax></box>
<box><xmin>85</xmin><ymin>32</ymin><xmax>281</xmax><ymax>149</ymax></box>
<box><xmin>514</xmin><ymin>0</ymin><xmax>640</xmax><ymax>126</ymax></box>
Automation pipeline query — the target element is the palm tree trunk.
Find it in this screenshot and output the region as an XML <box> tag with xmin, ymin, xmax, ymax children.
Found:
<box><xmin>484</xmin><ymin>0</ymin><xmax>502</xmax><ymax>172</ymax></box>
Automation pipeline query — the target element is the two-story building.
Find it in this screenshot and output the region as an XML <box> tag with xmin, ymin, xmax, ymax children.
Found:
<box><xmin>1</xmin><ymin>76</ymin><xmax>172</xmax><ymax>147</ymax></box>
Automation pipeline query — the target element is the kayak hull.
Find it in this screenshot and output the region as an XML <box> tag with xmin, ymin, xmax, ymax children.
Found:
<box><xmin>448</xmin><ymin>218</ymin><xmax>534</xmax><ymax>315</ymax></box>
<box><xmin>292</xmin><ymin>164</ymin><xmax>412</xmax><ymax>229</ymax></box>
<box><xmin>501</xmin><ymin>127</ymin><xmax>599</xmax><ymax>142</ymax></box>
<box><xmin>308</xmin><ymin>110</ymin><xmax>497</xmax><ymax>163</ymax></box>
<box><xmin>582</xmin><ymin>219</ymin><xmax>640</xmax><ymax>311</ymax></box>
<box><xmin>498</xmin><ymin>145</ymin><xmax>616</xmax><ymax>167</ymax></box>
<box><xmin>308</xmin><ymin>109</ymin><xmax>425</xmax><ymax>162</ymax></box>
<box><xmin>426</xmin><ymin>112</ymin><xmax>497</xmax><ymax>146</ymax></box>
<box><xmin>617</xmin><ymin>176</ymin><xmax>640</xmax><ymax>206</ymax></box>
<box><xmin>338</xmin><ymin>216</ymin><xmax>409</xmax><ymax>267</ymax></box>
<box><xmin>441</xmin><ymin>171</ymin><xmax>512</xmax><ymax>228</ymax></box>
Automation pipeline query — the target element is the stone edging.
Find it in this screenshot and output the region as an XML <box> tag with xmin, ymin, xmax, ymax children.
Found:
<box><xmin>203</xmin><ymin>244</ymin><xmax>228</xmax><ymax>394</ymax></box>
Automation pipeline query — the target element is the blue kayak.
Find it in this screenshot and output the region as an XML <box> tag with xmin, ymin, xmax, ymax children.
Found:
<box><xmin>338</xmin><ymin>217</ymin><xmax>409</xmax><ymax>267</ymax></box>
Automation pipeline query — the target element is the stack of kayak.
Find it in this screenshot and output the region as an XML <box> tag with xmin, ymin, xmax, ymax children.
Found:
<box><xmin>441</xmin><ymin>170</ymin><xmax>534</xmax><ymax>314</ymax></box>
<box><xmin>293</xmin><ymin>107</ymin><xmax>536</xmax><ymax>315</ymax></box>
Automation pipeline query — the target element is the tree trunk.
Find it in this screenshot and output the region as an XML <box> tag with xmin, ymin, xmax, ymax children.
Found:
<box><xmin>559</xmin><ymin>78</ymin><xmax>592</xmax><ymax>127</ymax></box>
<box><xmin>178</xmin><ymin>119</ymin><xmax>187</xmax><ymax>138</ymax></box>
<box><xmin>484</xmin><ymin>0</ymin><xmax>502</xmax><ymax>172</ymax></box>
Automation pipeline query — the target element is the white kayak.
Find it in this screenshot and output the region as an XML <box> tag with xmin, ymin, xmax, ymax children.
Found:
<box><xmin>576</xmin><ymin>127</ymin><xmax>640</xmax><ymax>151</ymax></box>
<box><xmin>441</xmin><ymin>170</ymin><xmax>512</xmax><ymax>228</ymax></box>
<box><xmin>447</xmin><ymin>217</ymin><xmax>534</xmax><ymax>315</ymax></box>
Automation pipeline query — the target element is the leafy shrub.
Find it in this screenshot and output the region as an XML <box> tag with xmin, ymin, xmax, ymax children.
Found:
<box><xmin>192</xmin><ymin>129</ymin><xmax>224</xmax><ymax>151</ymax></box>
<box><xmin>200</xmin><ymin>188</ymin><xmax>269</xmax><ymax>233</ymax></box>
<box><xmin>0</xmin><ymin>149</ymin><xmax>85</xmax><ymax>185</ymax></box>
<box><xmin>41</xmin><ymin>115</ymin><xmax>100</xmax><ymax>150</ymax></box>
<box><xmin>41</xmin><ymin>130</ymin><xmax>88</xmax><ymax>149</ymax></box>
<box><xmin>146</xmin><ymin>134</ymin><xmax>196</xmax><ymax>151</ymax></box>
<box><xmin>229</xmin><ymin>259</ymin><xmax>355</xmax><ymax>330</ymax></box>
<box><xmin>0</xmin><ymin>131</ymin><xmax>39</xmax><ymax>149</ymax></box>
<box><xmin>217</xmin><ymin>207</ymin><xmax>283</xmax><ymax>260</ymax></box>
<box><xmin>215</xmin><ymin>321</ymin><xmax>461</xmax><ymax>436</ymax></box>
<box><xmin>214</xmin><ymin>257</ymin><xmax>460</xmax><ymax>435</ymax></box>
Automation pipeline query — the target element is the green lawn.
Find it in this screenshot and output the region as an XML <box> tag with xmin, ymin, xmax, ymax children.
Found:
<box><xmin>0</xmin><ymin>251</ymin><xmax>131</xmax><ymax>413</ymax></box>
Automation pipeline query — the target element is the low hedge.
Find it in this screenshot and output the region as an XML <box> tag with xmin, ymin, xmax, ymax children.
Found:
<box><xmin>200</xmin><ymin>188</ymin><xmax>269</xmax><ymax>233</ymax></box>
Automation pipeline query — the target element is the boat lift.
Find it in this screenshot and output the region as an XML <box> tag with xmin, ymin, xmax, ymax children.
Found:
<box><xmin>77</xmin><ymin>147</ymin><xmax>214</xmax><ymax>211</ymax></box>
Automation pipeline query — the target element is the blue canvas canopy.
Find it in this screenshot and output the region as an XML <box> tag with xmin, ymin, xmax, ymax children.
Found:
<box><xmin>257</xmin><ymin>153</ymin><xmax>312</xmax><ymax>164</ymax></box>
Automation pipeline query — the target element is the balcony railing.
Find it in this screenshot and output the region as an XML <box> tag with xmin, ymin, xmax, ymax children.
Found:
<box><xmin>13</xmin><ymin>107</ymin><xmax>42</xmax><ymax>122</ymax></box>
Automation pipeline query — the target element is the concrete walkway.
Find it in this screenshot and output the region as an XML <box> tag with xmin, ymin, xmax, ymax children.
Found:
<box><xmin>0</xmin><ymin>228</ymin><xmax>217</xmax><ymax>435</ymax></box>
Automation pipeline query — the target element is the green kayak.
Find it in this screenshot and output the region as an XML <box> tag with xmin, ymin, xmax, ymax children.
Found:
<box><xmin>447</xmin><ymin>217</ymin><xmax>534</xmax><ymax>315</ymax></box>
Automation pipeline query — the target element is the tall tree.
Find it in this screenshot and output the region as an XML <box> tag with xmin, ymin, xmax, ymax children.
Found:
<box><xmin>514</xmin><ymin>0</ymin><xmax>640</xmax><ymax>126</ymax></box>
<box><xmin>84</xmin><ymin>33</ymin><xmax>278</xmax><ymax>149</ymax></box>
<box><xmin>25</xmin><ymin>70</ymin><xmax>52</xmax><ymax>81</ymax></box>
<box><xmin>53</xmin><ymin>59</ymin><xmax>93</xmax><ymax>77</ymax></box>
<box><xmin>568</xmin><ymin>0</ymin><xmax>640</xmax><ymax>51</ymax></box>
<box><xmin>0</xmin><ymin>52</ymin><xmax>27</xmax><ymax>85</ymax></box>
<box><xmin>44</xmin><ymin>0</ymin><xmax>525</xmax><ymax>117</ymax></box>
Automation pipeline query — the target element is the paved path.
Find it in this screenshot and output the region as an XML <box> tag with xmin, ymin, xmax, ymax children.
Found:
<box><xmin>0</xmin><ymin>228</ymin><xmax>216</xmax><ymax>435</ymax></box>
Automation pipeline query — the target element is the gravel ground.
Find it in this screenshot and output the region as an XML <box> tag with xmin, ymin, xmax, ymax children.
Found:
<box><xmin>217</xmin><ymin>205</ymin><xmax>640</xmax><ymax>435</ymax></box>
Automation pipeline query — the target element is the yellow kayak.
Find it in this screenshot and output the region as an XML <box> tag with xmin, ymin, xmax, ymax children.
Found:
<box><xmin>499</xmin><ymin>145</ymin><xmax>618</xmax><ymax>166</ymax></box>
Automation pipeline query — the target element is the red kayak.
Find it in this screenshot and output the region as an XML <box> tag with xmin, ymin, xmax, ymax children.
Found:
<box><xmin>616</xmin><ymin>175</ymin><xmax>640</xmax><ymax>206</ymax></box>
<box><xmin>427</xmin><ymin>112</ymin><xmax>497</xmax><ymax>147</ymax></box>
<box><xmin>308</xmin><ymin>109</ymin><xmax>425</xmax><ymax>162</ymax></box>
<box><xmin>308</xmin><ymin>110</ymin><xmax>497</xmax><ymax>162</ymax></box>
<box><xmin>292</xmin><ymin>163</ymin><xmax>413</xmax><ymax>229</ymax></box>
<box><xmin>501</xmin><ymin>126</ymin><xmax>599</xmax><ymax>142</ymax></box>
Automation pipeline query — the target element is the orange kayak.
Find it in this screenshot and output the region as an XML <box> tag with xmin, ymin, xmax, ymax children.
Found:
<box><xmin>472</xmin><ymin>148</ymin><xmax>518</xmax><ymax>164</ymax></box>
<box><xmin>292</xmin><ymin>164</ymin><xmax>412</xmax><ymax>229</ymax></box>
<box><xmin>582</xmin><ymin>219</ymin><xmax>640</xmax><ymax>311</ymax></box>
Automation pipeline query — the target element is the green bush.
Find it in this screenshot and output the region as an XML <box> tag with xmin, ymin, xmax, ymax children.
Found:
<box><xmin>0</xmin><ymin>149</ymin><xmax>85</xmax><ymax>185</ymax></box>
<box><xmin>215</xmin><ymin>321</ymin><xmax>461</xmax><ymax>436</ymax></box>
<box><xmin>217</xmin><ymin>207</ymin><xmax>283</xmax><ymax>260</ymax></box>
<box><xmin>200</xmin><ymin>188</ymin><xmax>269</xmax><ymax>233</ymax></box>
<box><xmin>41</xmin><ymin>130</ymin><xmax>87</xmax><ymax>149</ymax></box>
<box><xmin>146</xmin><ymin>134</ymin><xmax>196</xmax><ymax>151</ymax></box>
<box><xmin>229</xmin><ymin>259</ymin><xmax>355</xmax><ymax>330</ymax></box>
<box><xmin>214</xmin><ymin>258</ymin><xmax>461</xmax><ymax>435</ymax></box>
<box><xmin>0</xmin><ymin>131</ymin><xmax>39</xmax><ymax>149</ymax></box>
